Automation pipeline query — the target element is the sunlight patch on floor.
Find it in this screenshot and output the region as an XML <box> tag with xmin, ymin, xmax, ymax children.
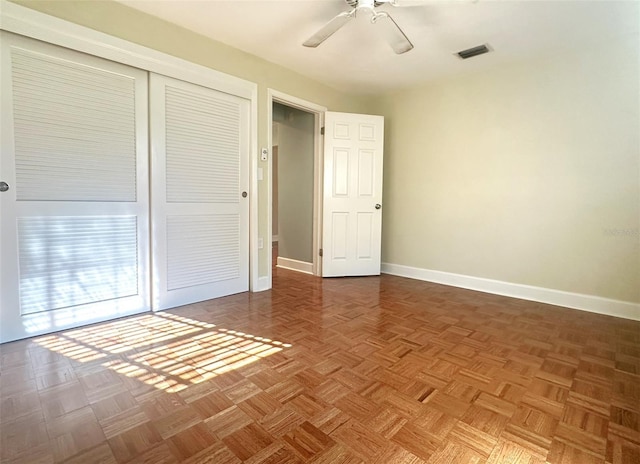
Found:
<box><xmin>34</xmin><ymin>312</ymin><xmax>291</xmax><ymax>392</ymax></box>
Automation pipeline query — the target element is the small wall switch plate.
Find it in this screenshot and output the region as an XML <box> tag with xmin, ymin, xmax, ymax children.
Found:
<box><xmin>260</xmin><ymin>148</ymin><xmax>268</xmax><ymax>161</ymax></box>
<box><xmin>258</xmin><ymin>237</ymin><xmax>264</xmax><ymax>249</ymax></box>
<box><xmin>258</xmin><ymin>167</ymin><xmax>263</xmax><ymax>181</ymax></box>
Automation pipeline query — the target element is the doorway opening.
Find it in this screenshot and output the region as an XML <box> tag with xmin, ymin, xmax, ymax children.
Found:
<box><xmin>272</xmin><ymin>103</ymin><xmax>314</xmax><ymax>274</ymax></box>
<box><xmin>267</xmin><ymin>90</ymin><xmax>326</xmax><ymax>287</ymax></box>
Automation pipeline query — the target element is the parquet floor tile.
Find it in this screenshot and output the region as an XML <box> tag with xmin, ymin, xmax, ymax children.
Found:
<box><xmin>1</xmin><ymin>251</ymin><xmax>640</xmax><ymax>463</ymax></box>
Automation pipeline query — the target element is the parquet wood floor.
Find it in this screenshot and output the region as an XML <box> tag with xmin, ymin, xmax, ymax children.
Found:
<box><xmin>1</xmin><ymin>252</ymin><xmax>639</xmax><ymax>463</ymax></box>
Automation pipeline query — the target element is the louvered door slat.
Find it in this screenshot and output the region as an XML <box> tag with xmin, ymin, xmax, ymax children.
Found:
<box><xmin>11</xmin><ymin>47</ymin><xmax>137</xmax><ymax>202</ymax></box>
<box><xmin>165</xmin><ymin>86</ymin><xmax>240</xmax><ymax>204</ymax></box>
<box><xmin>18</xmin><ymin>216</ymin><xmax>138</xmax><ymax>315</ymax></box>
<box><xmin>167</xmin><ymin>215</ymin><xmax>240</xmax><ymax>290</ymax></box>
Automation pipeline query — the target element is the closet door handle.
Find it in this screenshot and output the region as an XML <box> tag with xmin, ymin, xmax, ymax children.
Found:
<box><xmin>241</xmin><ymin>191</ymin><xmax>248</xmax><ymax>198</ymax></box>
<box><xmin>0</xmin><ymin>182</ymin><xmax>9</xmax><ymax>192</ymax></box>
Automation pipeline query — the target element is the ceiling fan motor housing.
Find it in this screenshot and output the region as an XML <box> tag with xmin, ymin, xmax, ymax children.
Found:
<box><xmin>346</xmin><ymin>0</ymin><xmax>385</xmax><ymax>8</ymax></box>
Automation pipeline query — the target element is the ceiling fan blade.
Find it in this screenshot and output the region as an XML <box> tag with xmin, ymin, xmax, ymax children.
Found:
<box><xmin>303</xmin><ymin>11</ymin><xmax>354</xmax><ymax>48</ymax></box>
<box><xmin>380</xmin><ymin>0</ymin><xmax>431</xmax><ymax>6</ymax></box>
<box><xmin>384</xmin><ymin>0</ymin><xmax>478</xmax><ymax>7</ymax></box>
<box><xmin>373</xmin><ymin>12</ymin><xmax>414</xmax><ymax>54</ymax></box>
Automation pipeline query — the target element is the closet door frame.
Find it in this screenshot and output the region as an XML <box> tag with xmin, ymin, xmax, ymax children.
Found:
<box><xmin>0</xmin><ymin>0</ymin><xmax>260</xmax><ymax>292</ymax></box>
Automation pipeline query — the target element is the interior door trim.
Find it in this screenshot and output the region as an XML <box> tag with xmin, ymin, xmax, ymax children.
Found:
<box><xmin>266</xmin><ymin>89</ymin><xmax>327</xmax><ymax>289</ymax></box>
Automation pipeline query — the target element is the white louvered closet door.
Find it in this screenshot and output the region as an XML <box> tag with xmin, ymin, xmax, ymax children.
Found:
<box><xmin>0</xmin><ymin>33</ymin><xmax>150</xmax><ymax>343</ymax></box>
<box><xmin>150</xmin><ymin>74</ymin><xmax>249</xmax><ymax>311</ymax></box>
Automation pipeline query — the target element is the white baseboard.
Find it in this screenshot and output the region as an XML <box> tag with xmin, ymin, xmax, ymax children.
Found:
<box><xmin>277</xmin><ymin>257</ymin><xmax>313</xmax><ymax>275</ymax></box>
<box><xmin>254</xmin><ymin>275</ymin><xmax>270</xmax><ymax>292</ymax></box>
<box><xmin>381</xmin><ymin>263</ymin><xmax>640</xmax><ymax>322</ymax></box>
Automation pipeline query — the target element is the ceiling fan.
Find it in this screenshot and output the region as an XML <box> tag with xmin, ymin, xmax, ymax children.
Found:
<box><xmin>303</xmin><ymin>0</ymin><xmax>418</xmax><ymax>54</ymax></box>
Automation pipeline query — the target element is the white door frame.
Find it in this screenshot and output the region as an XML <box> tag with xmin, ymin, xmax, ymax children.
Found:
<box><xmin>0</xmin><ymin>1</ymin><xmax>260</xmax><ymax>293</ymax></box>
<box><xmin>267</xmin><ymin>89</ymin><xmax>326</xmax><ymax>287</ymax></box>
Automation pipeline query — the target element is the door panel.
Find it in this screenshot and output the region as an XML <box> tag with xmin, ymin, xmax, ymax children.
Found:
<box><xmin>322</xmin><ymin>112</ymin><xmax>384</xmax><ymax>277</ymax></box>
<box><xmin>17</xmin><ymin>216</ymin><xmax>139</xmax><ymax>315</ymax></box>
<box><xmin>150</xmin><ymin>74</ymin><xmax>249</xmax><ymax>311</ymax></box>
<box><xmin>0</xmin><ymin>32</ymin><xmax>150</xmax><ymax>343</ymax></box>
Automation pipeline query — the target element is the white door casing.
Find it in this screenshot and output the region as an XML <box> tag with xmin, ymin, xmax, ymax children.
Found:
<box><xmin>267</xmin><ymin>90</ymin><xmax>327</xmax><ymax>283</ymax></box>
<box><xmin>322</xmin><ymin>112</ymin><xmax>384</xmax><ymax>277</ymax></box>
<box><xmin>150</xmin><ymin>74</ymin><xmax>250</xmax><ymax>311</ymax></box>
<box><xmin>0</xmin><ymin>32</ymin><xmax>150</xmax><ymax>343</ymax></box>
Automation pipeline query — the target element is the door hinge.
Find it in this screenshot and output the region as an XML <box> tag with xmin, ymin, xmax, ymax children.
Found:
<box><xmin>320</xmin><ymin>126</ymin><xmax>325</xmax><ymax>135</ymax></box>
<box><xmin>319</xmin><ymin>248</ymin><xmax>323</xmax><ymax>257</ymax></box>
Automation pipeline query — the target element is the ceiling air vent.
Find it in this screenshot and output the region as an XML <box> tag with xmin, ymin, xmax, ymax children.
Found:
<box><xmin>457</xmin><ymin>44</ymin><xmax>491</xmax><ymax>60</ymax></box>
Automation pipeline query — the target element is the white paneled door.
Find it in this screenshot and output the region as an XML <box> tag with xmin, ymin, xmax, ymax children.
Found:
<box><xmin>0</xmin><ymin>33</ymin><xmax>150</xmax><ymax>343</ymax></box>
<box><xmin>150</xmin><ymin>74</ymin><xmax>250</xmax><ymax>310</ymax></box>
<box><xmin>322</xmin><ymin>112</ymin><xmax>384</xmax><ymax>277</ymax></box>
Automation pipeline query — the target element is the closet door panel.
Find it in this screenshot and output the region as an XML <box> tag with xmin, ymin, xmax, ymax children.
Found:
<box><xmin>0</xmin><ymin>32</ymin><xmax>150</xmax><ymax>343</ymax></box>
<box><xmin>150</xmin><ymin>74</ymin><xmax>249</xmax><ymax>311</ymax></box>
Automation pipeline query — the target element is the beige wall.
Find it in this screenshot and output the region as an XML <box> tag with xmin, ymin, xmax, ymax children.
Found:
<box><xmin>11</xmin><ymin>0</ymin><xmax>368</xmax><ymax>278</ymax></box>
<box><xmin>371</xmin><ymin>34</ymin><xmax>640</xmax><ymax>303</ymax></box>
<box><xmin>273</xmin><ymin>104</ymin><xmax>315</xmax><ymax>264</ymax></box>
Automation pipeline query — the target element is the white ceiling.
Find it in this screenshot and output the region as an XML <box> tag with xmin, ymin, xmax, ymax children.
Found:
<box><xmin>119</xmin><ymin>0</ymin><xmax>639</xmax><ymax>94</ymax></box>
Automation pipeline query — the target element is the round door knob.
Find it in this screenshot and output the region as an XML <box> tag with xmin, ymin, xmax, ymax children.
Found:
<box><xmin>375</xmin><ymin>203</ymin><xmax>381</xmax><ymax>210</ymax></box>
<box><xmin>0</xmin><ymin>181</ymin><xmax>9</xmax><ymax>192</ymax></box>
<box><xmin>242</xmin><ymin>191</ymin><xmax>248</xmax><ymax>198</ymax></box>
